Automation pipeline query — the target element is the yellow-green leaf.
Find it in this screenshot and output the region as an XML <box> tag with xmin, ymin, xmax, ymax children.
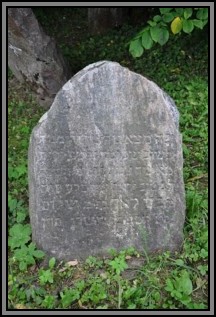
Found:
<box><xmin>171</xmin><ymin>17</ymin><xmax>183</xmax><ymax>34</ymax></box>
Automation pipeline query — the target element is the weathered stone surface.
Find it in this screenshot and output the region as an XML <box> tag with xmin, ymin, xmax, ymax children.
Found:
<box><xmin>28</xmin><ymin>61</ymin><xmax>186</xmax><ymax>260</ymax></box>
<box><xmin>8</xmin><ymin>8</ymin><xmax>70</xmax><ymax>108</ymax></box>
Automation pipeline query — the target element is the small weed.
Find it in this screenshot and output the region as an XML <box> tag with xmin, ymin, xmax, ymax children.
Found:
<box><xmin>9</xmin><ymin>224</ymin><xmax>32</xmax><ymax>249</ymax></box>
<box><xmin>85</xmin><ymin>256</ymin><xmax>103</xmax><ymax>269</ymax></box>
<box><xmin>81</xmin><ymin>278</ymin><xmax>107</xmax><ymax>307</ymax></box>
<box><xmin>165</xmin><ymin>270</ymin><xmax>193</xmax><ymax>307</ymax></box>
<box><xmin>38</xmin><ymin>257</ymin><xmax>56</xmax><ymax>285</ymax></box>
<box><xmin>39</xmin><ymin>269</ymin><xmax>54</xmax><ymax>285</ymax></box>
<box><xmin>60</xmin><ymin>281</ymin><xmax>85</xmax><ymax>308</ymax></box>
<box><xmin>13</xmin><ymin>243</ymin><xmax>45</xmax><ymax>271</ymax></box>
<box><xmin>109</xmin><ymin>256</ymin><xmax>128</xmax><ymax>275</ymax></box>
<box><xmin>42</xmin><ymin>295</ymin><xmax>56</xmax><ymax>309</ymax></box>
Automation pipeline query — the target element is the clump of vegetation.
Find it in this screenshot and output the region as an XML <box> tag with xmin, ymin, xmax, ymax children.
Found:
<box><xmin>129</xmin><ymin>8</ymin><xmax>208</xmax><ymax>57</ymax></box>
<box><xmin>8</xmin><ymin>8</ymin><xmax>208</xmax><ymax>310</ymax></box>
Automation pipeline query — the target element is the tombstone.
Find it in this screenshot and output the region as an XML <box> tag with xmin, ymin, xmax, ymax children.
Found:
<box><xmin>8</xmin><ymin>8</ymin><xmax>70</xmax><ymax>108</ymax></box>
<box><xmin>28</xmin><ymin>61</ymin><xmax>186</xmax><ymax>261</ymax></box>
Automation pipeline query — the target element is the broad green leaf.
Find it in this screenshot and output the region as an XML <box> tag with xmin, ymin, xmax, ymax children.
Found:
<box><xmin>171</xmin><ymin>17</ymin><xmax>183</xmax><ymax>34</ymax></box>
<box><xmin>147</xmin><ymin>20</ymin><xmax>157</xmax><ymax>27</ymax></box>
<box><xmin>175</xmin><ymin>8</ymin><xmax>183</xmax><ymax>15</ymax></box>
<box><xmin>196</xmin><ymin>8</ymin><xmax>208</xmax><ymax>20</ymax></box>
<box><xmin>49</xmin><ymin>257</ymin><xmax>56</xmax><ymax>269</ymax></box>
<box><xmin>150</xmin><ymin>26</ymin><xmax>161</xmax><ymax>43</ymax></box>
<box><xmin>163</xmin><ymin>12</ymin><xmax>175</xmax><ymax>23</ymax></box>
<box><xmin>175</xmin><ymin>259</ymin><xmax>184</xmax><ymax>266</ymax></box>
<box><xmin>129</xmin><ymin>39</ymin><xmax>144</xmax><ymax>58</ymax></box>
<box><xmin>178</xmin><ymin>271</ymin><xmax>193</xmax><ymax>295</ymax></box>
<box><xmin>33</xmin><ymin>249</ymin><xmax>45</xmax><ymax>259</ymax></box>
<box><xmin>202</xmin><ymin>19</ymin><xmax>208</xmax><ymax>27</ymax></box>
<box><xmin>192</xmin><ymin>19</ymin><xmax>204</xmax><ymax>29</ymax></box>
<box><xmin>183</xmin><ymin>20</ymin><xmax>194</xmax><ymax>33</ymax></box>
<box><xmin>157</xmin><ymin>28</ymin><xmax>169</xmax><ymax>46</ymax></box>
<box><xmin>153</xmin><ymin>15</ymin><xmax>162</xmax><ymax>22</ymax></box>
<box><xmin>159</xmin><ymin>8</ymin><xmax>172</xmax><ymax>14</ymax></box>
<box><xmin>184</xmin><ymin>8</ymin><xmax>193</xmax><ymax>19</ymax></box>
<box><xmin>182</xmin><ymin>278</ymin><xmax>193</xmax><ymax>295</ymax></box>
<box><xmin>153</xmin><ymin>291</ymin><xmax>161</xmax><ymax>301</ymax></box>
<box><xmin>141</xmin><ymin>30</ymin><xmax>153</xmax><ymax>49</ymax></box>
<box><xmin>160</xmin><ymin>21</ymin><xmax>168</xmax><ymax>27</ymax></box>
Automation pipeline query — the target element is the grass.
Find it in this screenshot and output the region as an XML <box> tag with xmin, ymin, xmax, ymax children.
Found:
<box><xmin>8</xmin><ymin>8</ymin><xmax>208</xmax><ymax>310</ymax></box>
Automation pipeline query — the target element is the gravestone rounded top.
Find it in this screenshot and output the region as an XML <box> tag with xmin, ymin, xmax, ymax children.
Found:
<box><xmin>28</xmin><ymin>61</ymin><xmax>185</xmax><ymax>261</ymax></box>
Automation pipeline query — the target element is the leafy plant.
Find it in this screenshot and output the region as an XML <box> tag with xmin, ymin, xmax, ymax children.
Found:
<box><xmin>81</xmin><ymin>278</ymin><xmax>107</xmax><ymax>306</ymax></box>
<box><xmin>197</xmin><ymin>264</ymin><xmax>208</xmax><ymax>276</ymax></box>
<box><xmin>8</xmin><ymin>194</ymin><xmax>28</xmax><ymax>225</ymax></box>
<box><xmin>8</xmin><ymin>164</ymin><xmax>27</xmax><ymax>181</ymax></box>
<box><xmin>42</xmin><ymin>295</ymin><xmax>56</xmax><ymax>309</ymax></box>
<box><xmin>108</xmin><ymin>254</ymin><xmax>129</xmax><ymax>309</ymax></box>
<box><xmin>9</xmin><ymin>224</ymin><xmax>32</xmax><ymax>249</ymax></box>
<box><xmin>85</xmin><ymin>256</ymin><xmax>103</xmax><ymax>269</ymax></box>
<box><xmin>13</xmin><ymin>243</ymin><xmax>45</xmax><ymax>271</ymax></box>
<box><xmin>38</xmin><ymin>257</ymin><xmax>56</xmax><ymax>285</ymax></box>
<box><xmin>165</xmin><ymin>270</ymin><xmax>193</xmax><ymax>306</ymax></box>
<box><xmin>39</xmin><ymin>269</ymin><xmax>54</xmax><ymax>285</ymax></box>
<box><xmin>109</xmin><ymin>256</ymin><xmax>128</xmax><ymax>275</ymax></box>
<box><xmin>60</xmin><ymin>281</ymin><xmax>85</xmax><ymax>308</ymax></box>
<box><xmin>129</xmin><ymin>7</ymin><xmax>208</xmax><ymax>57</ymax></box>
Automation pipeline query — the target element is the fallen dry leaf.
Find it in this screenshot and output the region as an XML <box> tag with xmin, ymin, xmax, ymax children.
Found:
<box><xmin>125</xmin><ymin>255</ymin><xmax>132</xmax><ymax>260</ymax></box>
<box><xmin>59</xmin><ymin>267</ymin><xmax>66</xmax><ymax>273</ymax></box>
<box><xmin>196</xmin><ymin>277</ymin><xmax>206</xmax><ymax>289</ymax></box>
<box><xmin>15</xmin><ymin>304</ymin><xmax>28</xmax><ymax>309</ymax></box>
<box><xmin>59</xmin><ymin>259</ymin><xmax>79</xmax><ymax>272</ymax></box>
<box><xmin>78</xmin><ymin>300</ymin><xmax>87</xmax><ymax>309</ymax></box>
<box><xmin>66</xmin><ymin>259</ymin><xmax>78</xmax><ymax>266</ymax></box>
<box><xmin>100</xmin><ymin>272</ymin><xmax>108</xmax><ymax>279</ymax></box>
